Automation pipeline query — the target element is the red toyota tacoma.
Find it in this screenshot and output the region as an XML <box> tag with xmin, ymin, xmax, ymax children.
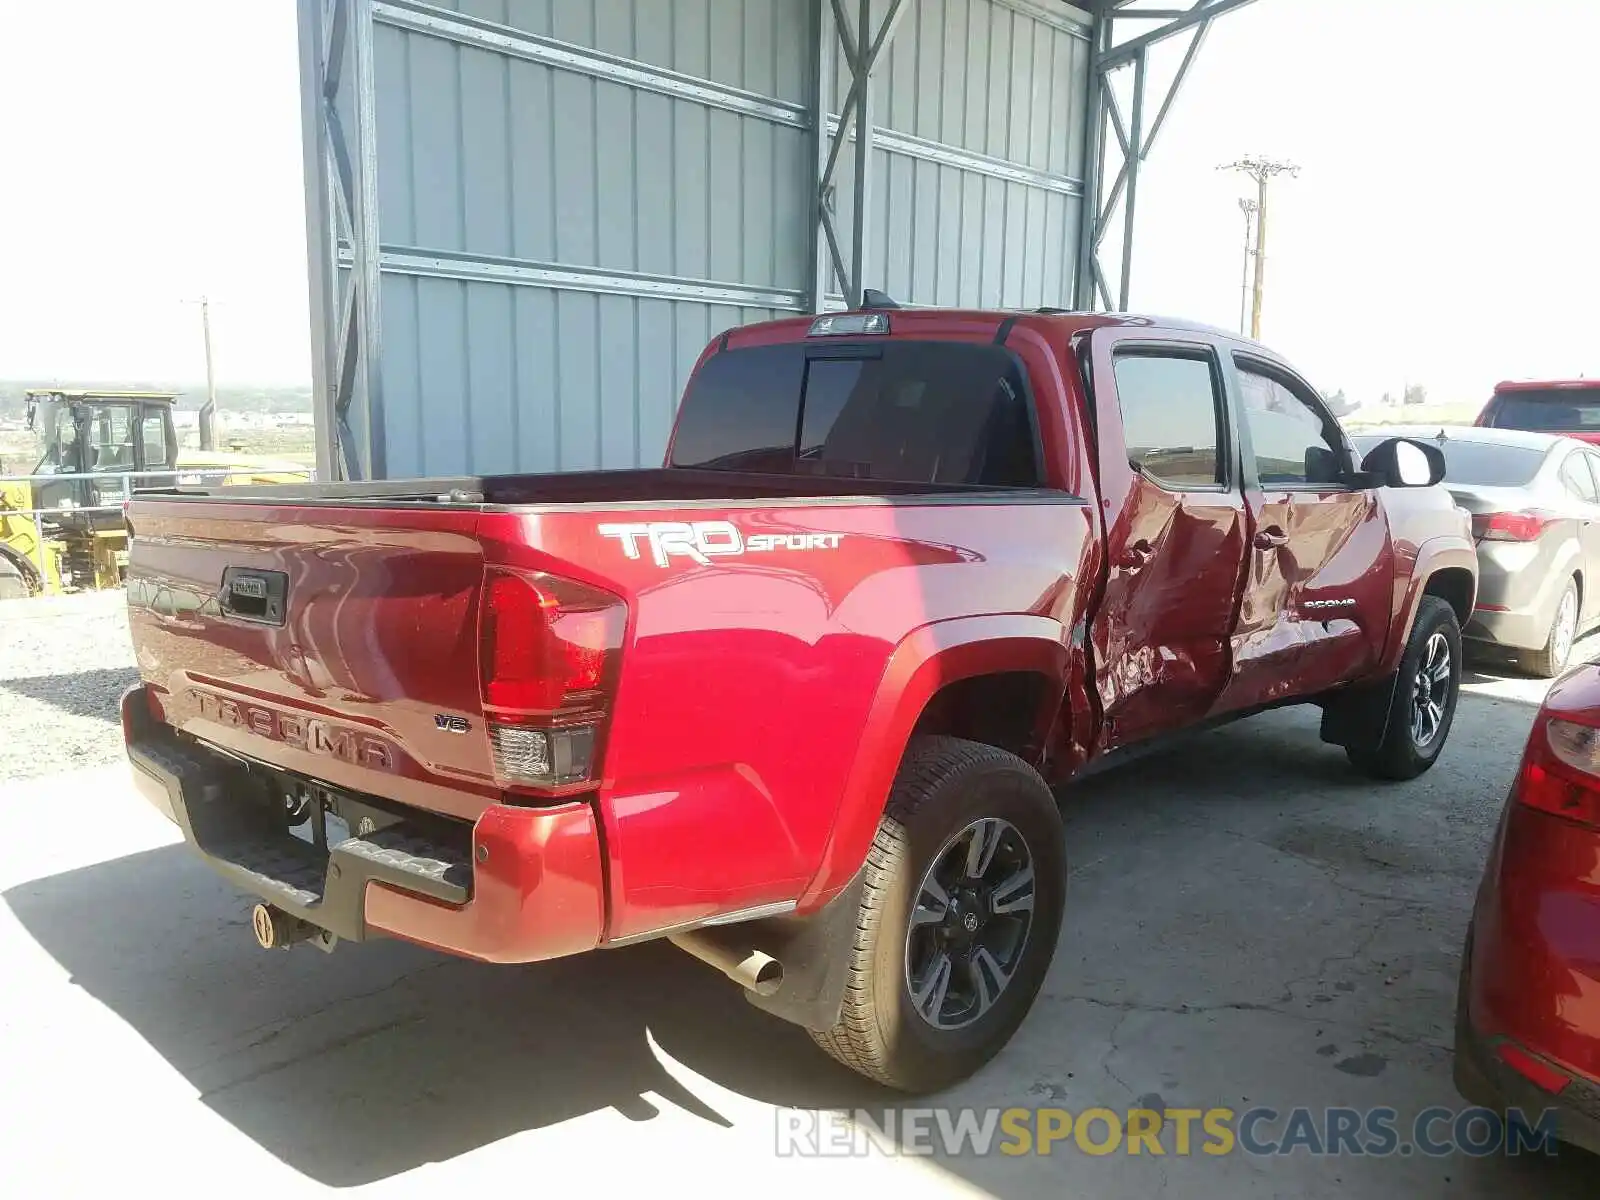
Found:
<box><xmin>121</xmin><ymin>305</ymin><xmax>1476</xmax><ymax>1091</ymax></box>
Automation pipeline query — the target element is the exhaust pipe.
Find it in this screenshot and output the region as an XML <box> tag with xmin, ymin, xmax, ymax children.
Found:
<box><xmin>251</xmin><ymin>903</ymin><xmax>317</xmax><ymax>950</ymax></box>
<box><xmin>669</xmin><ymin>926</ymin><xmax>784</xmax><ymax>997</ymax></box>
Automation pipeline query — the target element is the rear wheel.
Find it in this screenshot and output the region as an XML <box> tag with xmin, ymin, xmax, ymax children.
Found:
<box><xmin>1346</xmin><ymin>596</ymin><xmax>1462</xmax><ymax>781</ymax></box>
<box><xmin>810</xmin><ymin>736</ymin><xmax>1066</xmax><ymax>1092</ymax></box>
<box><xmin>1525</xmin><ymin>578</ymin><xmax>1578</xmax><ymax>679</ymax></box>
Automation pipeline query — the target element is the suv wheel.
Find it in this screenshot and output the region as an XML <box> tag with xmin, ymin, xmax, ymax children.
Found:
<box><xmin>810</xmin><ymin>736</ymin><xmax>1065</xmax><ymax>1092</ymax></box>
<box><xmin>1346</xmin><ymin>596</ymin><xmax>1462</xmax><ymax>781</ymax></box>
<box><xmin>1526</xmin><ymin>578</ymin><xmax>1579</xmax><ymax>679</ymax></box>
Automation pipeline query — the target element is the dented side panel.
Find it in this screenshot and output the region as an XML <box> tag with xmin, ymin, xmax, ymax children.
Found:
<box><xmin>1217</xmin><ymin>488</ymin><xmax>1394</xmax><ymax>712</ymax></box>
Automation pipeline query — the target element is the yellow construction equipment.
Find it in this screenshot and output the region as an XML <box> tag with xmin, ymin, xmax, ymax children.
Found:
<box><xmin>0</xmin><ymin>389</ymin><xmax>308</xmax><ymax>595</ymax></box>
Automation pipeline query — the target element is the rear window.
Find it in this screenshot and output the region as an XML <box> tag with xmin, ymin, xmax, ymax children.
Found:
<box><xmin>1350</xmin><ymin>436</ymin><xmax>1545</xmax><ymax>487</ymax></box>
<box><xmin>669</xmin><ymin>341</ymin><xmax>1042</xmax><ymax>487</ymax></box>
<box><xmin>1487</xmin><ymin>390</ymin><xmax>1600</xmax><ymax>431</ymax></box>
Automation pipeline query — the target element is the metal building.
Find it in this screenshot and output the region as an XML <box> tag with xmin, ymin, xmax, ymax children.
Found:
<box><xmin>297</xmin><ymin>0</ymin><xmax>1256</xmax><ymax>480</ymax></box>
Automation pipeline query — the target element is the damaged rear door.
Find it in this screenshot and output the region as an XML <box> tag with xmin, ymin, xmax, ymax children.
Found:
<box><xmin>1085</xmin><ymin>330</ymin><xmax>1249</xmax><ymax>752</ymax></box>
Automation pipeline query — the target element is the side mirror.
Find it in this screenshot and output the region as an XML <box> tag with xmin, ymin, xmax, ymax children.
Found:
<box><xmin>1358</xmin><ymin>436</ymin><xmax>1445</xmax><ymax>488</ymax></box>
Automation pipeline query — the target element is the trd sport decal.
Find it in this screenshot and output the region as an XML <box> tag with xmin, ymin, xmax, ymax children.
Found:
<box><xmin>598</xmin><ymin>520</ymin><xmax>842</xmax><ymax>568</ymax></box>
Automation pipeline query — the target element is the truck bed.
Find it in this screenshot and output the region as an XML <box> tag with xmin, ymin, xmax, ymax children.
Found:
<box><xmin>133</xmin><ymin>467</ymin><xmax>1068</xmax><ymax>509</ymax></box>
<box><xmin>124</xmin><ymin>472</ymin><xmax>1095</xmax><ymax>945</ymax></box>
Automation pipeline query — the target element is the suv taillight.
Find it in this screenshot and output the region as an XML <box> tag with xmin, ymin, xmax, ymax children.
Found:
<box><xmin>1472</xmin><ymin>510</ymin><xmax>1557</xmax><ymax>542</ymax></box>
<box><xmin>1518</xmin><ymin>715</ymin><xmax>1600</xmax><ymax>830</ymax></box>
<box><xmin>477</xmin><ymin>567</ymin><xmax>626</xmax><ymax>794</ymax></box>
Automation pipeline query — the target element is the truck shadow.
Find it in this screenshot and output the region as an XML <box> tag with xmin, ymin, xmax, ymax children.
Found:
<box><xmin>0</xmin><ymin>666</ymin><xmax>140</xmax><ymax>722</ymax></box>
<box><xmin>0</xmin><ymin>703</ymin><xmax>1555</xmax><ymax>1191</ymax></box>
<box><xmin>1</xmin><ymin>842</ymin><xmax>889</xmax><ymax>1187</ymax></box>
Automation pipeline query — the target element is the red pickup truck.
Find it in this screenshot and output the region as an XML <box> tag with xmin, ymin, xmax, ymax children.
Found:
<box><xmin>121</xmin><ymin>306</ymin><xmax>1476</xmax><ymax>1092</ymax></box>
<box><xmin>1476</xmin><ymin>378</ymin><xmax>1600</xmax><ymax>445</ymax></box>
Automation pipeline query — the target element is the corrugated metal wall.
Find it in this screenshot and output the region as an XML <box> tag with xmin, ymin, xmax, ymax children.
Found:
<box><xmin>314</xmin><ymin>0</ymin><xmax>1092</xmax><ymax>479</ymax></box>
<box><xmin>824</xmin><ymin>0</ymin><xmax>1090</xmax><ymax>308</ymax></box>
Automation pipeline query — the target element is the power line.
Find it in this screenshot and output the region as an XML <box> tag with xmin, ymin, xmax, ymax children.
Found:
<box><xmin>1218</xmin><ymin>156</ymin><xmax>1299</xmax><ymax>339</ymax></box>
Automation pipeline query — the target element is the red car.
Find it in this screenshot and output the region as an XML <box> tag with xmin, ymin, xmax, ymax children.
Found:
<box><xmin>1477</xmin><ymin>379</ymin><xmax>1600</xmax><ymax>446</ymax></box>
<box><xmin>122</xmin><ymin>305</ymin><xmax>1476</xmax><ymax>1091</ymax></box>
<box><xmin>1456</xmin><ymin>663</ymin><xmax>1600</xmax><ymax>1154</ymax></box>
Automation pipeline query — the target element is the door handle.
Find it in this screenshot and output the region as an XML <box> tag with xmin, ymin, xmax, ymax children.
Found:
<box><xmin>1253</xmin><ymin>526</ymin><xmax>1289</xmax><ymax>550</ymax></box>
<box><xmin>1117</xmin><ymin>539</ymin><xmax>1155</xmax><ymax>569</ymax></box>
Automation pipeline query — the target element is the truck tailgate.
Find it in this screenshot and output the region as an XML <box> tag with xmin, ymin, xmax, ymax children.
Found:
<box><xmin>127</xmin><ymin>498</ymin><xmax>496</xmax><ymax>820</ymax></box>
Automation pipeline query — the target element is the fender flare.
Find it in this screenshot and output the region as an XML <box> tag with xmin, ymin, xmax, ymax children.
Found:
<box><xmin>1378</xmin><ymin>535</ymin><xmax>1478</xmax><ymax>677</ymax></box>
<box><xmin>794</xmin><ymin>613</ymin><xmax>1070</xmax><ymax>912</ymax></box>
<box><xmin>1323</xmin><ymin>534</ymin><xmax>1477</xmax><ymax>750</ymax></box>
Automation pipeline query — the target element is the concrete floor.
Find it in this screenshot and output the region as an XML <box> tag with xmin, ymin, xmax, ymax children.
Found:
<box><xmin>3</xmin><ymin>657</ymin><xmax>1599</xmax><ymax>1197</ymax></box>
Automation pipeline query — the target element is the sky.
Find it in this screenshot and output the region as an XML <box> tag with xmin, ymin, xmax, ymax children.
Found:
<box><xmin>0</xmin><ymin>0</ymin><xmax>311</xmax><ymax>386</ymax></box>
<box><xmin>0</xmin><ymin>0</ymin><xmax>1596</xmax><ymax>406</ymax></box>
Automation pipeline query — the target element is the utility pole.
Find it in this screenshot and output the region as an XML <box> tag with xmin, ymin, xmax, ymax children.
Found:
<box><xmin>1236</xmin><ymin>197</ymin><xmax>1258</xmax><ymax>336</ymax></box>
<box><xmin>1219</xmin><ymin>157</ymin><xmax>1299</xmax><ymax>339</ymax></box>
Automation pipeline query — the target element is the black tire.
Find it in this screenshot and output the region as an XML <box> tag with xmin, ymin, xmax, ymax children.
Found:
<box><xmin>0</xmin><ymin>553</ymin><xmax>28</xmax><ymax>601</ymax></box>
<box><xmin>1525</xmin><ymin>578</ymin><xmax>1578</xmax><ymax>679</ymax></box>
<box><xmin>809</xmin><ymin>736</ymin><xmax>1066</xmax><ymax>1092</ymax></box>
<box><xmin>1345</xmin><ymin>595</ymin><xmax>1462</xmax><ymax>781</ymax></box>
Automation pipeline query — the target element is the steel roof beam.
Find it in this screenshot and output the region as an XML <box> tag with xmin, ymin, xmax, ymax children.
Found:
<box><xmin>1099</xmin><ymin>0</ymin><xmax>1258</xmax><ymax>69</ymax></box>
<box><xmin>1075</xmin><ymin>0</ymin><xmax>1263</xmax><ymax>311</ymax></box>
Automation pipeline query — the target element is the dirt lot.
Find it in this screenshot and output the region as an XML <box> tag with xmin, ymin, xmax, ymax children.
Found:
<box><xmin>2</xmin><ymin>592</ymin><xmax>1597</xmax><ymax>1197</ymax></box>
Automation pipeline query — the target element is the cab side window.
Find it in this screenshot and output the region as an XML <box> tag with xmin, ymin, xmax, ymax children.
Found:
<box><xmin>140</xmin><ymin>414</ymin><xmax>172</xmax><ymax>471</ymax></box>
<box><xmin>1236</xmin><ymin>363</ymin><xmax>1345</xmax><ymax>486</ymax></box>
<box><xmin>1110</xmin><ymin>351</ymin><xmax>1225</xmax><ymax>489</ymax></box>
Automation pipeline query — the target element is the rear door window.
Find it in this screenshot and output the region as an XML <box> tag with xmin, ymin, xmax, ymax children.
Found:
<box><xmin>1109</xmin><ymin>351</ymin><xmax>1225</xmax><ymax>488</ymax></box>
<box><xmin>670</xmin><ymin>341</ymin><xmax>1042</xmax><ymax>487</ymax></box>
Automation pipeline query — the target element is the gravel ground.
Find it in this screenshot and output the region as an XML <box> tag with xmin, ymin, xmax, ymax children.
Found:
<box><xmin>0</xmin><ymin>590</ymin><xmax>139</xmax><ymax>781</ymax></box>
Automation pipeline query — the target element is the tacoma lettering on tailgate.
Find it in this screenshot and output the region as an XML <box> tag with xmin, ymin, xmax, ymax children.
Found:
<box><xmin>188</xmin><ymin>689</ymin><xmax>394</xmax><ymax>770</ymax></box>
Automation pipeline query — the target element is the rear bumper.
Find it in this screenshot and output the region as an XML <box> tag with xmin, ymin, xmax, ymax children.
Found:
<box><xmin>1454</xmin><ymin>1013</ymin><xmax>1600</xmax><ymax>1157</ymax></box>
<box><xmin>1463</xmin><ymin>541</ymin><xmax>1571</xmax><ymax>652</ymax></box>
<box><xmin>122</xmin><ymin>685</ymin><xmax>606</xmax><ymax>964</ymax></box>
<box><xmin>1464</xmin><ymin>606</ymin><xmax>1551</xmax><ymax>653</ymax></box>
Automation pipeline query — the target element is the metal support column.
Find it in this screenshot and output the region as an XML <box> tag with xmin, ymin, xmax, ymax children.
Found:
<box><xmin>1077</xmin><ymin>0</ymin><xmax>1259</xmax><ymax>312</ymax></box>
<box><xmin>296</xmin><ymin>0</ymin><xmax>384</xmax><ymax>480</ymax></box>
<box><xmin>811</xmin><ymin>0</ymin><xmax>916</xmax><ymax>311</ymax></box>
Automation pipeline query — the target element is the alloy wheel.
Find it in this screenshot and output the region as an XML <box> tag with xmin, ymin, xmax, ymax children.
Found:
<box><xmin>1552</xmin><ymin>588</ymin><xmax>1578</xmax><ymax>673</ymax></box>
<box><xmin>1410</xmin><ymin>630</ymin><xmax>1453</xmax><ymax>748</ymax></box>
<box><xmin>904</xmin><ymin>817</ymin><xmax>1036</xmax><ymax>1031</ymax></box>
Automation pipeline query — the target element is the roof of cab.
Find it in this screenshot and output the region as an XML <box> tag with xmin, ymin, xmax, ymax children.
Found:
<box><xmin>1493</xmin><ymin>379</ymin><xmax>1600</xmax><ymax>393</ymax></box>
<box><xmin>24</xmin><ymin>388</ymin><xmax>180</xmax><ymax>402</ymax></box>
<box><xmin>734</xmin><ymin>305</ymin><xmax>1271</xmax><ymax>347</ymax></box>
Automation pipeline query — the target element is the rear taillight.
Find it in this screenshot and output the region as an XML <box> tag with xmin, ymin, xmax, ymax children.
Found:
<box><xmin>1472</xmin><ymin>510</ymin><xmax>1557</xmax><ymax>541</ymax></box>
<box><xmin>1518</xmin><ymin>716</ymin><xmax>1600</xmax><ymax>830</ymax></box>
<box><xmin>477</xmin><ymin>567</ymin><xmax>626</xmax><ymax>794</ymax></box>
